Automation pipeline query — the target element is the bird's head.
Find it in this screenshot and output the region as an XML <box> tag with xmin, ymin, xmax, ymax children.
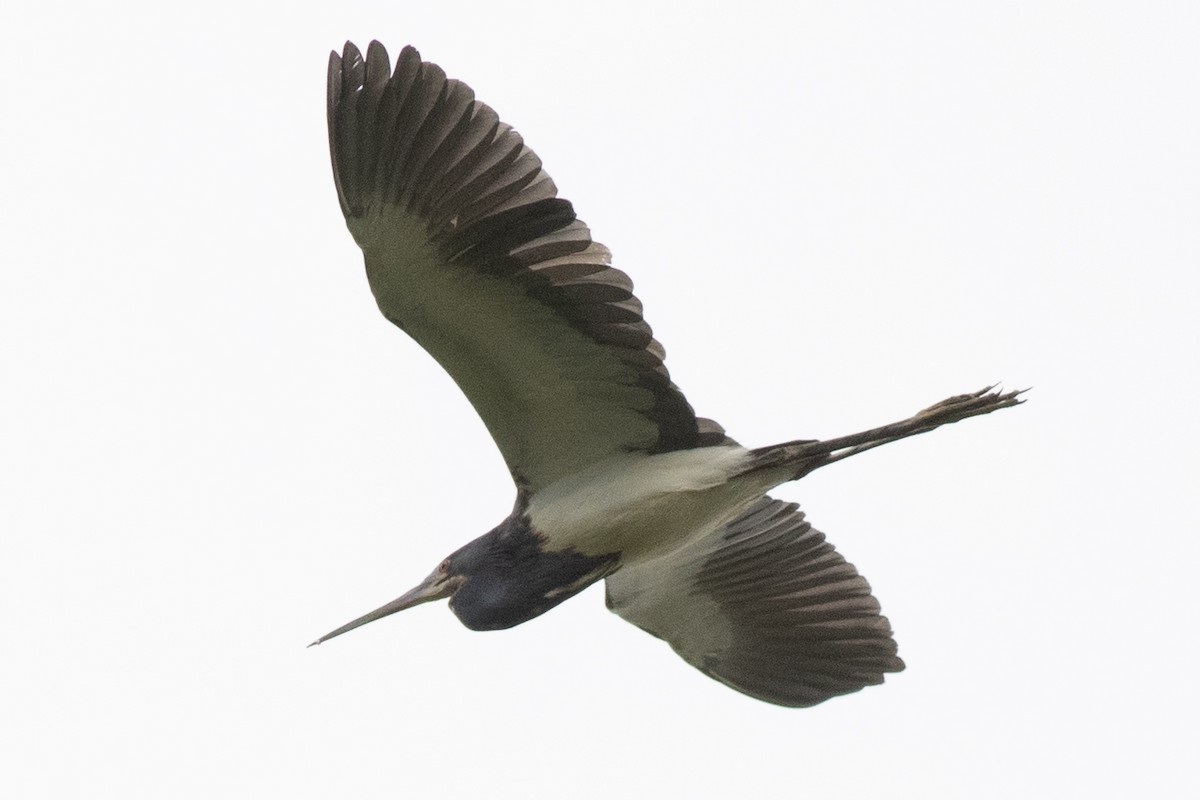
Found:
<box><xmin>310</xmin><ymin>518</ymin><xmax>617</xmax><ymax>645</ymax></box>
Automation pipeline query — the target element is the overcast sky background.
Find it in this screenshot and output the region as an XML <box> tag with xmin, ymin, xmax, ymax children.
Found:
<box><xmin>3</xmin><ymin>2</ymin><xmax>1197</xmax><ymax>797</ymax></box>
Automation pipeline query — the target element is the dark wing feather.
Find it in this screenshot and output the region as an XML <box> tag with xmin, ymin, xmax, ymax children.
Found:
<box><xmin>605</xmin><ymin>497</ymin><xmax>904</xmax><ymax>707</ymax></box>
<box><xmin>328</xmin><ymin>42</ymin><xmax>710</xmax><ymax>492</ymax></box>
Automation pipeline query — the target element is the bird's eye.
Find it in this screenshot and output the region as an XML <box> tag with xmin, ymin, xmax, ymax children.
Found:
<box><xmin>438</xmin><ymin>558</ymin><xmax>451</xmax><ymax>573</ymax></box>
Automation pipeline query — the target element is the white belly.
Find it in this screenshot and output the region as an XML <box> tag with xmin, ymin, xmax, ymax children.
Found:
<box><xmin>525</xmin><ymin>445</ymin><xmax>774</xmax><ymax>563</ymax></box>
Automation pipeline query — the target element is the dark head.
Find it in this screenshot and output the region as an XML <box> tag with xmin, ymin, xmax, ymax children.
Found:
<box><xmin>309</xmin><ymin>516</ymin><xmax>618</xmax><ymax>646</ymax></box>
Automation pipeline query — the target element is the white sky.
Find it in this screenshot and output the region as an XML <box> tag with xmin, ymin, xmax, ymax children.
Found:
<box><xmin>2</xmin><ymin>1</ymin><xmax>1197</xmax><ymax>797</ymax></box>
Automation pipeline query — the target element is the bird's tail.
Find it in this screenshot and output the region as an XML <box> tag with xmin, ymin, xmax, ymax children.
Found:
<box><xmin>744</xmin><ymin>385</ymin><xmax>1025</xmax><ymax>482</ymax></box>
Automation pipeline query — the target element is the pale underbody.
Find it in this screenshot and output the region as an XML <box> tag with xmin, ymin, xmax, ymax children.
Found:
<box><xmin>526</xmin><ymin>444</ymin><xmax>784</xmax><ymax>565</ymax></box>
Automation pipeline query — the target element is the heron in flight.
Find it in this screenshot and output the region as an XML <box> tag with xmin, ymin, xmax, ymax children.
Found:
<box><xmin>312</xmin><ymin>41</ymin><xmax>1022</xmax><ymax>707</ymax></box>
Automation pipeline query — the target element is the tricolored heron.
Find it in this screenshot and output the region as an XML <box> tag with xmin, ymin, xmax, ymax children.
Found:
<box><xmin>311</xmin><ymin>41</ymin><xmax>1022</xmax><ymax>707</ymax></box>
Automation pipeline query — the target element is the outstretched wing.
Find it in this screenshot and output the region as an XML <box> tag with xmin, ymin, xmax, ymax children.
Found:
<box><xmin>605</xmin><ymin>496</ymin><xmax>904</xmax><ymax>707</ymax></box>
<box><xmin>328</xmin><ymin>42</ymin><xmax>712</xmax><ymax>493</ymax></box>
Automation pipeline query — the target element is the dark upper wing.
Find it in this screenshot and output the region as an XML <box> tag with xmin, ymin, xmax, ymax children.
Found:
<box><xmin>328</xmin><ymin>41</ymin><xmax>712</xmax><ymax>492</ymax></box>
<box><xmin>605</xmin><ymin>497</ymin><xmax>904</xmax><ymax>707</ymax></box>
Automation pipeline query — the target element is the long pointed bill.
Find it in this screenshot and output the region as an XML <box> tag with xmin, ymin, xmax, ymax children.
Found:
<box><xmin>308</xmin><ymin>568</ymin><xmax>458</xmax><ymax>647</ymax></box>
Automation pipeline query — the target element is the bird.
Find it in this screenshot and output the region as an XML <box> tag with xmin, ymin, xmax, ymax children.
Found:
<box><xmin>311</xmin><ymin>40</ymin><xmax>1023</xmax><ymax>708</ymax></box>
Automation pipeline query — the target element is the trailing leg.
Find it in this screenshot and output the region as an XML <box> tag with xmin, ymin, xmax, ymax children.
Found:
<box><xmin>747</xmin><ymin>385</ymin><xmax>1026</xmax><ymax>482</ymax></box>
